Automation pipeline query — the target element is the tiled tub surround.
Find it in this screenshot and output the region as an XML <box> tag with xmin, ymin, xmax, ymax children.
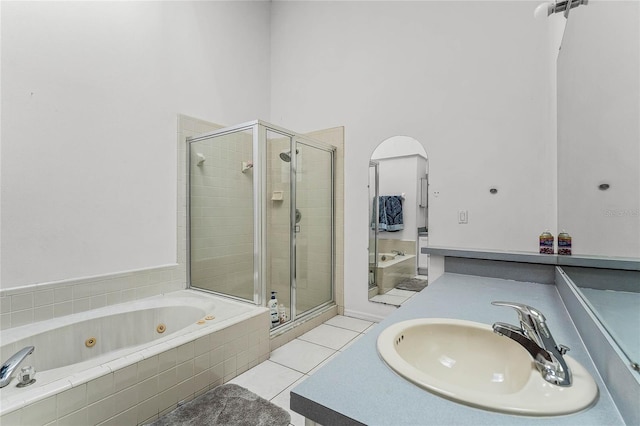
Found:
<box><xmin>291</xmin><ymin>273</ymin><xmax>625</xmax><ymax>425</ymax></box>
<box><xmin>372</xmin><ymin>239</ymin><xmax>418</xmax><ymax>294</ymax></box>
<box><xmin>372</xmin><ymin>254</ymin><xmax>417</xmax><ymax>294</ymax></box>
<box><xmin>377</xmin><ymin>239</ymin><xmax>416</xmax><ymax>257</ymax></box>
<box><xmin>0</xmin><ymin>290</ymin><xmax>270</xmax><ymax>425</ymax></box>
<box><xmin>0</xmin><ymin>265</ymin><xmax>185</xmax><ymax>332</ymax></box>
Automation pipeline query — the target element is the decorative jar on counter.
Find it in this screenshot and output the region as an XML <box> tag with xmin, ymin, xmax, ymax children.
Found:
<box><xmin>539</xmin><ymin>230</ymin><xmax>554</xmax><ymax>254</ymax></box>
<box><xmin>558</xmin><ymin>231</ymin><xmax>572</xmax><ymax>255</ymax></box>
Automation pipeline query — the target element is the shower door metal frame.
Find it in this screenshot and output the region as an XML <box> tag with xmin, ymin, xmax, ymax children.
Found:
<box><xmin>369</xmin><ymin>161</ymin><xmax>380</xmax><ymax>290</ymax></box>
<box><xmin>261</xmin><ymin>120</ymin><xmax>336</xmax><ymax>324</ymax></box>
<box><xmin>288</xmin><ymin>134</ymin><xmax>336</xmax><ymax>323</ymax></box>
<box><xmin>186</xmin><ymin>120</ymin><xmax>336</xmax><ymax>321</ymax></box>
<box><xmin>186</xmin><ymin>120</ymin><xmax>264</xmax><ymax>306</ymax></box>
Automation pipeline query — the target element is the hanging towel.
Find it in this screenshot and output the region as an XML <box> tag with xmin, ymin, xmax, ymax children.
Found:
<box><xmin>378</xmin><ymin>195</ymin><xmax>404</xmax><ymax>231</ymax></box>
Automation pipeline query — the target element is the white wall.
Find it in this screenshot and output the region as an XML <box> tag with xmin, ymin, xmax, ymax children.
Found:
<box><xmin>270</xmin><ymin>1</ymin><xmax>556</xmax><ymax>319</ymax></box>
<box><xmin>1</xmin><ymin>1</ymin><xmax>271</xmax><ymax>288</ymax></box>
<box><xmin>1</xmin><ymin>1</ymin><xmax>561</xmax><ymax>323</ymax></box>
<box><xmin>557</xmin><ymin>1</ymin><xmax>640</xmax><ymax>257</ymax></box>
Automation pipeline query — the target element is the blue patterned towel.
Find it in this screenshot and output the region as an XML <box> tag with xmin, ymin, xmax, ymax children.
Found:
<box><xmin>378</xmin><ymin>195</ymin><xmax>404</xmax><ymax>231</ymax></box>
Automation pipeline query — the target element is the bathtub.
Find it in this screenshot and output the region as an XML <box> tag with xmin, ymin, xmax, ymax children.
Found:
<box><xmin>0</xmin><ymin>290</ymin><xmax>269</xmax><ymax>425</ymax></box>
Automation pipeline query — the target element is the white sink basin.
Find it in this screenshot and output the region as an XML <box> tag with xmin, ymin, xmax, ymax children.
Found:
<box><xmin>377</xmin><ymin>318</ymin><xmax>598</xmax><ymax>416</ymax></box>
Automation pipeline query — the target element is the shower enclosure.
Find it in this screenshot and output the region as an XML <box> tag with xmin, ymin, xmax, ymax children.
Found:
<box><xmin>187</xmin><ymin>120</ymin><xmax>335</xmax><ymax>329</ymax></box>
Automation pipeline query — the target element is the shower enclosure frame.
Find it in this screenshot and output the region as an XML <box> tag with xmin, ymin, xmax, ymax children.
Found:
<box><xmin>369</xmin><ymin>161</ymin><xmax>380</xmax><ymax>290</ymax></box>
<box><xmin>186</xmin><ymin>120</ymin><xmax>336</xmax><ymax>325</ymax></box>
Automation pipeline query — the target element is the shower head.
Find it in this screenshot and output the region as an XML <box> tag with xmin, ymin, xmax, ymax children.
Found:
<box><xmin>279</xmin><ymin>149</ymin><xmax>299</xmax><ymax>162</ymax></box>
<box><xmin>534</xmin><ymin>0</ymin><xmax>588</xmax><ymax>18</ymax></box>
<box><xmin>279</xmin><ymin>151</ymin><xmax>292</xmax><ymax>162</ymax></box>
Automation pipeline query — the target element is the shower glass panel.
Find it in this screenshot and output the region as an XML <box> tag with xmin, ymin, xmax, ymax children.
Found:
<box><xmin>188</xmin><ymin>127</ymin><xmax>255</xmax><ymax>302</ymax></box>
<box><xmin>187</xmin><ymin>120</ymin><xmax>335</xmax><ymax>328</ymax></box>
<box><xmin>294</xmin><ymin>140</ymin><xmax>334</xmax><ymax>318</ymax></box>
<box><xmin>266</xmin><ymin>129</ymin><xmax>292</xmax><ymax>325</ymax></box>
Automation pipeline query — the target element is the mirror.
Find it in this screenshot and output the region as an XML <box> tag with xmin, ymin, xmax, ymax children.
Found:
<box><xmin>557</xmin><ymin>1</ymin><xmax>639</xmax><ymax>365</ymax></box>
<box><xmin>368</xmin><ymin>136</ymin><xmax>429</xmax><ymax>306</ymax></box>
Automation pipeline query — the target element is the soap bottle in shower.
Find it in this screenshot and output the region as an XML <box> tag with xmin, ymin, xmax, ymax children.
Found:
<box><xmin>268</xmin><ymin>292</ymin><xmax>279</xmax><ymax>328</ymax></box>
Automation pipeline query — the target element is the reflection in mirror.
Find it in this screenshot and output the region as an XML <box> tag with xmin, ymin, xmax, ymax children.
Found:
<box><xmin>368</xmin><ymin>136</ymin><xmax>429</xmax><ymax>306</ymax></box>
<box><xmin>557</xmin><ymin>1</ymin><xmax>639</xmax><ymax>367</ymax></box>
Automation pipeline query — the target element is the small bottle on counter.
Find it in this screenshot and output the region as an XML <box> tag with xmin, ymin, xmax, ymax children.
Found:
<box><xmin>558</xmin><ymin>231</ymin><xmax>572</xmax><ymax>255</ymax></box>
<box><xmin>539</xmin><ymin>230</ymin><xmax>554</xmax><ymax>254</ymax></box>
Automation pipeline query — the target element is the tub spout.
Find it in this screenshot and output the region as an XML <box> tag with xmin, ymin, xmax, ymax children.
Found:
<box><xmin>0</xmin><ymin>346</ymin><xmax>35</xmax><ymax>388</ymax></box>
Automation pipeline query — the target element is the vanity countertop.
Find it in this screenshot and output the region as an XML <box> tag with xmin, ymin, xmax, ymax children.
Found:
<box><xmin>423</xmin><ymin>246</ymin><xmax>640</xmax><ymax>270</ymax></box>
<box><xmin>290</xmin><ymin>273</ymin><xmax>624</xmax><ymax>425</ymax></box>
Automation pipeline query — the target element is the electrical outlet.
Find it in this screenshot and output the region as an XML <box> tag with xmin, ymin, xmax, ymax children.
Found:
<box><xmin>458</xmin><ymin>210</ymin><xmax>468</xmax><ymax>224</ymax></box>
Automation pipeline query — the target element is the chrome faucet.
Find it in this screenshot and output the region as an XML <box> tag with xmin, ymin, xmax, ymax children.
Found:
<box><xmin>0</xmin><ymin>346</ymin><xmax>35</xmax><ymax>388</ymax></box>
<box><xmin>491</xmin><ymin>301</ymin><xmax>572</xmax><ymax>387</ymax></box>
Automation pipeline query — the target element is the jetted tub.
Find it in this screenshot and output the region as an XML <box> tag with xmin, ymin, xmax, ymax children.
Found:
<box><xmin>0</xmin><ymin>290</ymin><xmax>269</xmax><ymax>424</ymax></box>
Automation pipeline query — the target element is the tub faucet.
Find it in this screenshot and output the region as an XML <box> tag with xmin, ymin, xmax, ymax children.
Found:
<box><xmin>391</xmin><ymin>250</ymin><xmax>405</xmax><ymax>256</ymax></box>
<box><xmin>491</xmin><ymin>301</ymin><xmax>572</xmax><ymax>387</ymax></box>
<box><xmin>0</xmin><ymin>346</ymin><xmax>35</xmax><ymax>388</ymax></box>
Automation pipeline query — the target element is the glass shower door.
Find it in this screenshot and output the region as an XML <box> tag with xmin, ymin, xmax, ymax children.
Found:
<box><xmin>293</xmin><ymin>139</ymin><xmax>334</xmax><ymax>318</ymax></box>
<box><xmin>188</xmin><ymin>127</ymin><xmax>255</xmax><ymax>302</ymax></box>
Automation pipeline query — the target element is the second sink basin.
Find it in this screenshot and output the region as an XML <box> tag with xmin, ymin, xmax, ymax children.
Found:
<box><xmin>377</xmin><ymin>318</ymin><xmax>598</xmax><ymax>416</ymax></box>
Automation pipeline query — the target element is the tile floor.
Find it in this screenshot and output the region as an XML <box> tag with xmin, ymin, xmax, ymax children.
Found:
<box><xmin>229</xmin><ymin>315</ymin><xmax>377</xmax><ymax>426</ymax></box>
<box><xmin>369</xmin><ymin>274</ymin><xmax>426</xmax><ymax>305</ymax></box>
<box><xmin>369</xmin><ymin>288</ymin><xmax>417</xmax><ymax>305</ymax></box>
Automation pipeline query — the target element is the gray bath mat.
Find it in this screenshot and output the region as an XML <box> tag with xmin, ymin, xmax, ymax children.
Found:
<box><xmin>395</xmin><ymin>278</ymin><xmax>428</xmax><ymax>292</ymax></box>
<box><xmin>150</xmin><ymin>383</ymin><xmax>290</xmax><ymax>426</ymax></box>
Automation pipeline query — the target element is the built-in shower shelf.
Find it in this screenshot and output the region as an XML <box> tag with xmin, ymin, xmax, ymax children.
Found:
<box><xmin>272</xmin><ymin>191</ymin><xmax>284</xmax><ymax>201</ymax></box>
